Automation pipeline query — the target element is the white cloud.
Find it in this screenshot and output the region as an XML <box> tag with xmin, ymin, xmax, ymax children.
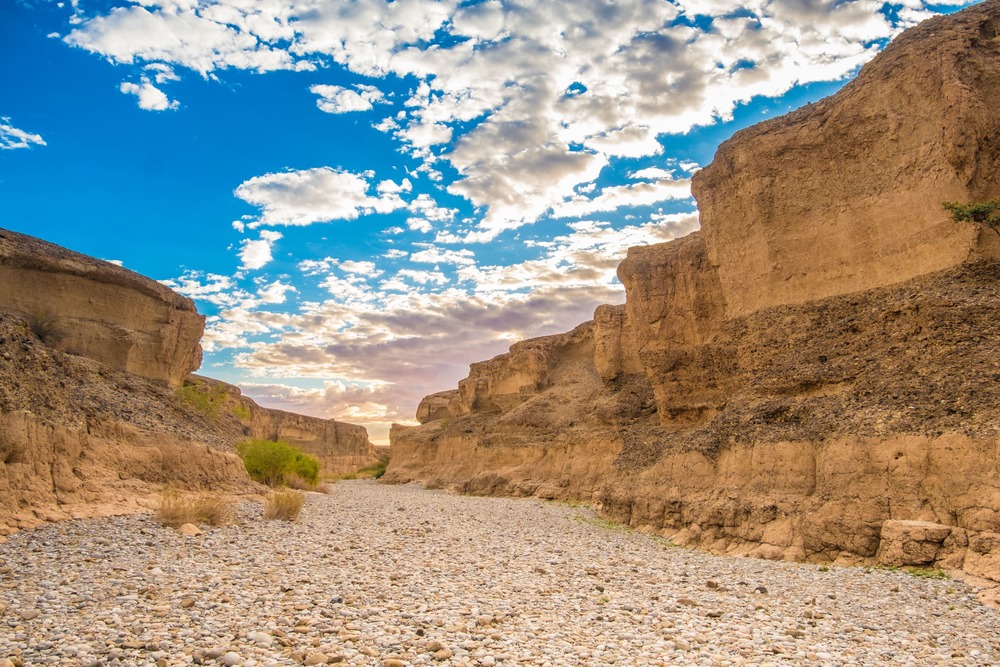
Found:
<box><xmin>0</xmin><ymin>119</ymin><xmax>46</xmax><ymax>150</ymax></box>
<box><xmin>239</xmin><ymin>230</ymin><xmax>282</xmax><ymax>270</ymax></box>
<box><xmin>258</xmin><ymin>280</ymin><xmax>297</xmax><ymax>304</ymax></box>
<box><xmin>310</xmin><ymin>83</ymin><xmax>387</xmax><ymax>114</ymax></box>
<box><xmin>120</xmin><ymin>79</ymin><xmax>179</xmax><ymax>111</ymax></box>
<box><xmin>552</xmin><ymin>177</ymin><xmax>692</xmax><ymax>218</ymax></box>
<box><xmin>409</xmin><ymin>245</ymin><xmax>475</xmax><ymax>266</ymax></box>
<box><xmin>62</xmin><ymin>0</ymin><xmax>959</xmax><ymax>237</ymax></box>
<box><xmin>235</xmin><ymin>167</ymin><xmax>407</xmax><ymax>228</ymax></box>
<box><xmin>339</xmin><ymin>260</ymin><xmax>383</xmax><ymax>277</ymax></box>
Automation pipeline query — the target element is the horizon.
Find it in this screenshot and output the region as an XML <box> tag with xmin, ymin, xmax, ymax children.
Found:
<box><xmin>1</xmin><ymin>0</ymin><xmax>979</xmax><ymax>445</ymax></box>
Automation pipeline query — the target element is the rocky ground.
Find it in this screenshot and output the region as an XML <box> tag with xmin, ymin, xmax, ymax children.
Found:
<box><xmin>1</xmin><ymin>481</ymin><xmax>998</xmax><ymax>666</ymax></box>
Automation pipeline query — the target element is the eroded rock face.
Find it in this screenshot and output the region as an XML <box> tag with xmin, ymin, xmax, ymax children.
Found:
<box><xmin>174</xmin><ymin>376</ymin><xmax>380</xmax><ymax>477</ymax></box>
<box><xmin>693</xmin><ymin>2</ymin><xmax>1000</xmax><ymax>317</ymax></box>
<box><xmin>0</xmin><ymin>231</ymin><xmax>377</xmax><ymax>533</ymax></box>
<box><xmin>0</xmin><ymin>228</ymin><xmax>205</xmax><ymax>386</ymax></box>
<box><xmin>387</xmin><ymin>2</ymin><xmax>1000</xmax><ymax>594</ymax></box>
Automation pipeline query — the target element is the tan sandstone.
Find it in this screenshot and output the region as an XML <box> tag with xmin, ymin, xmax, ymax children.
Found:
<box><xmin>0</xmin><ymin>229</ymin><xmax>377</xmax><ymax>534</ymax></box>
<box><xmin>387</xmin><ymin>1</ymin><xmax>1000</xmax><ymax>594</ymax></box>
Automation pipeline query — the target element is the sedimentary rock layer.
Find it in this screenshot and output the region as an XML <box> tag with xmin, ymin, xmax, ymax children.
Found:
<box><xmin>0</xmin><ymin>228</ymin><xmax>204</xmax><ymax>386</ymax></box>
<box><xmin>387</xmin><ymin>1</ymin><xmax>1000</xmax><ymax>592</ymax></box>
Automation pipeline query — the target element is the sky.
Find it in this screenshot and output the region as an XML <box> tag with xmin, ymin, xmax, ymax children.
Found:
<box><xmin>1</xmin><ymin>0</ymin><xmax>979</xmax><ymax>445</ymax></box>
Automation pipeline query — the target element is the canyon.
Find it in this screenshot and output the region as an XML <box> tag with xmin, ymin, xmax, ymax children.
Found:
<box><xmin>0</xmin><ymin>228</ymin><xmax>377</xmax><ymax>535</ymax></box>
<box><xmin>386</xmin><ymin>1</ymin><xmax>1000</xmax><ymax>595</ymax></box>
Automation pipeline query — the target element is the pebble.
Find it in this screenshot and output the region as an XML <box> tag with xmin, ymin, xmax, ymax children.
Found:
<box><xmin>1</xmin><ymin>480</ymin><xmax>999</xmax><ymax>666</ymax></box>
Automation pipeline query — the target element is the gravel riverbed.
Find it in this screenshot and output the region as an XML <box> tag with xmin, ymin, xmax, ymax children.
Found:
<box><xmin>1</xmin><ymin>480</ymin><xmax>998</xmax><ymax>666</ymax></box>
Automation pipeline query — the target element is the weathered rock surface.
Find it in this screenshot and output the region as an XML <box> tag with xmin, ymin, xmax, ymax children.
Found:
<box><xmin>0</xmin><ymin>230</ymin><xmax>377</xmax><ymax>534</ymax></box>
<box><xmin>694</xmin><ymin>1</ymin><xmax>1000</xmax><ymax>316</ymax></box>
<box><xmin>181</xmin><ymin>376</ymin><xmax>380</xmax><ymax>476</ymax></box>
<box><xmin>0</xmin><ymin>228</ymin><xmax>204</xmax><ymax>386</ymax></box>
<box><xmin>387</xmin><ymin>1</ymin><xmax>1000</xmax><ymax>594</ymax></box>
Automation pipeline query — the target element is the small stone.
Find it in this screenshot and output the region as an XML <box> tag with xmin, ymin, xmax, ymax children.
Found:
<box><xmin>177</xmin><ymin>523</ymin><xmax>202</xmax><ymax>536</ymax></box>
<box><xmin>677</xmin><ymin>598</ymin><xmax>698</xmax><ymax>607</ymax></box>
<box><xmin>220</xmin><ymin>652</ymin><xmax>242</xmax><ymax>666</ymax></box>
<box><xmin>384</xmin><ymin>660</ymin><xmax>405</xmax><ymax>667</ymax></box>
<box><xmin>303</xmin><ymin>653</ymin><xmax>328</xmax><ymax>666</ymax></box>
<box><xmin>17</xmin><ymin>610</ymin><xmax>39</xmax><ymax>621</ymax></box>
<box><xmin>433</xmin><ymin>649</ymin><xmax>453</xmax><ymax>661</ymax></box>
<box><xmin>707</xmin><ymin>611</ymin><xmax>723</xmax><ymax>618</ymax></box>
<box><xmin>180</xmin><ymin>597</ymin><xmax>196</xmax><ymax>608</ymax></box>
<box><xmin>754</xmin><ymin>586</ymin><xmax>769</xmax><ymax>594</ymax></box>
<box><xmin>156</xmin><ymin>659</ymin><xmax>168</xmax><ymax>667</ymax></box>
<box><xmin>706</xmin><ymin>580</ymin><xmax>720</xmax><ymax>589</ymax></box>
<box><xmin>0</xmin><ymin>659</ymin><xmax>14</xmax><ymax>667</ymax></box>
<box><xmin>427</xmin><ymin>641</ymin><xmax>446</xmax><ymax>652</ymax></box>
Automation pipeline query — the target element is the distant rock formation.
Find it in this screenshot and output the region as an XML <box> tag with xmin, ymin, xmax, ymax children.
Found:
<box><xmin>0</xmin><ymin>229</ymin><xmax>377</xmax><ymax>535</ymax></box>
<box><xmin>387</xmin><ymin>1</ymin><xmax>1000</xmax><ymax>598</ymax></box>
<box><xmin>184</xmin><ymin>375</ymin><xmax>380</xmax><ymax>477</ymax></box>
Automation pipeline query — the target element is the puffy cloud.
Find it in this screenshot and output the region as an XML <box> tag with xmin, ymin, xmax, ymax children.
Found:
<box><xmin>409</xmin><ymin>245</ymin><xmax>475</xmax><ymax>266</ymax></box>
<box><xmin>235</xmin><ymin>167</ymin><xmax>407</xmax><ymax>228</ymax></box>
<box><xmin>310</xmin><ymin>83</ymin><xmax>386</xmax><ymax>114</ymax></box>
<box><xmin>65</xmin><ymin>4</ymin><xmax>300</xmax><ymax>76</ymax></box>
<box><xmin>60</xmin><ymin>0</ymin><xmax>949</xmax><ymax>236</ymax></box>
<box><xmin>120</xmin><ymin>79</ymin><xmax>179</xmax><ymax>110</ymax></box>
<box><xmin>339</xmin><ymin>260</ymin><xmax>383</xmax><ymax>277</ymax></box>
<box><xmin>239</xmin><ymin>230</ymin><xmax>282</xmax><ymax>270</ymax></box>
<box><xmin>258</xmin><ymin>280</ymin><xmax>297</xmax><ymax>304</ymax></box>
<box><xmin>0</xmin><ymin>118</ymin><xmax>46</xmax><ymax>150</ymax></box>
<box><xmin>552</xmin><ymin>177</ymin><xmax>692</xmax><ymax>218</ymax></box>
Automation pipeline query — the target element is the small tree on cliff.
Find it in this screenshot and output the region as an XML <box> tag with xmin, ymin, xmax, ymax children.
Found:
<box><xmin>943</xmin><ymin>200</ymin><xmax>1000</xmax><ymax>230</ymax></box>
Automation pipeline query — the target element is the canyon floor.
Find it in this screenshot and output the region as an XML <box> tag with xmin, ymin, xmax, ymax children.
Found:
<box><xmin>2</xmin><ymin>482</ymin><xmax>999</xmax><ymax>667</ymax></box>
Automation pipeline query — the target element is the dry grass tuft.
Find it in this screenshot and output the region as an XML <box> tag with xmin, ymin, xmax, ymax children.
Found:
<box><xmin>263</xmin><ymin>489</ymin><xmax>305</xmax><ymax>521</ymax></box>
<box><xmin>155</xmin><ymin>491</ymin><xmax>231</xmax><ymax>528</ymax></box>
<box><xmin>282</xmin><ymin>474</ymin><xmax>315</xmax><ymax>491</ymax></box>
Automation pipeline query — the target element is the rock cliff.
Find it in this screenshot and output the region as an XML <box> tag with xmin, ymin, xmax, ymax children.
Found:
<box><xmin>386</xmin><ymin>1</ymin><xmax>1000</xmax><ymax>597</ymax></box>
<box><xmin>0</xmin><ymin>229</ymin><xmax>205</xmax><ymax>386</ymax></box>
<box><xmin>182</xmin><ymin>375</ymin><xmax>380</xmax><ymax>477</ymax></box>
<box><xmin>0</xmin><ymin>229</ymin><xmax>377</xmax><ymax>535</ymax></box>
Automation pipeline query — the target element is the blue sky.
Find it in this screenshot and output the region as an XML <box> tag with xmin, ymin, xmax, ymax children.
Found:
<box><xmin>2</xmin><ymin>0</ymin><xmax>977</xmax><ymax>444</ymax></box>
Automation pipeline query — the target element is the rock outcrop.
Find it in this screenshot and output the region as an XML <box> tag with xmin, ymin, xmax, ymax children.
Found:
<box><xmin>0</xmin><ymin>228</ymin><xmax>205</xmax><ymax>386</ymax></box>
<box><xmin>386</xmin><ymin>1</ymin><xmax>1000</xmax><ymax>596</ymax></box>
<box><xmin>0</xmin><ymin>229</ymin><xmax>377</xmax><ymax>534</ymax></box>
<box><xmin>181</xmin><ymin>376</ymin><xmax>380</xmax><ymax>477</ymax></box>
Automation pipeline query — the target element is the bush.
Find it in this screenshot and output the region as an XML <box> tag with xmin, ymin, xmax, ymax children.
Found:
<box><xmin>176</xmin><ymin>382</ymin><xmax>229</xmax><ymax>418</ymax></box>
<box><xmin>943</xmin><ymin>200</ymin><xmax>1000</xmax><ymax>229</ymax></box>
<box><xmin>25</xmin><ymin>308</ymin><xmax>64</xmax><ymax>346</ymax></box>
<box><xmin>155</xmin><ymin>491</ymin><xmax>231</xmax><ymax>527</ymax></box>
<box><xmin>231</xmin><ymin>403</ymin><xmax>252</xmax><ymax>422</ymax></box>
<box><xmin>263</xmin><ymin>489</ymin><xmax>305</xmax><ymax>521</ymax></box>
<box><xmin>356</xmin><ymin>454</ymin><xmax>390</xmax><ymax>479</ymax></box>
<box><xmin>236</xmin><ymin>438</ymin><xmax>320</xmax><ymax>487</ymax></box>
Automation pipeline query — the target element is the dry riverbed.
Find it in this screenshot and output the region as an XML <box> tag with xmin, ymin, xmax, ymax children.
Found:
<box><xmin>1</xmin><ymin>481</ymin><xmax>998</xmax><ymax>666</ymax></box>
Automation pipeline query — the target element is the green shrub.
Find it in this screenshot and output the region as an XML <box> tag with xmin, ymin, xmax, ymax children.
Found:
<box><xmin>943</xmin><ymin>200</ymin><xmax>1000</xmax><ymax>229</ymax></box>
<box><xmin>236</xmin><ymin>438</ymin><xmax>320</xmax><ymax>487</ymax></box>
<box><xmin>356</xmin><ymin>454</ymin><xmax>390</xmax><ymax>479</ymax></box>
<box><xmin>176</xmin><ymin>382</ymin><xmax>229</xmax><ymax>418</ymax></box>
<box><xmin>231</xmin><ymin>403</ymin><xmax>252</xmax><ymax>422</ymax></box>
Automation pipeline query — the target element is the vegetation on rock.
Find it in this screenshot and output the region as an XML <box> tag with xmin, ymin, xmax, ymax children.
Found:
<box><xmin>175</xmin><ymin>382</ymin><xmax>229</xmax><ymax>418</ymax></box>
<box><xmin>944</xmin><ymin>200</ymin><xmax>1000</xmax><ymax>229</ymax></box>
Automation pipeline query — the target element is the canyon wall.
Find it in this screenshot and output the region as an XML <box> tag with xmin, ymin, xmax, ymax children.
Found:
<box><xmin>386</xmin><ymin>1</ymin><xmax>1000</xmax><ymax>595</ymax></box>
<box><xmin>183</xmin><ymin>376</ymin><xmax>380</xmax><ymax>477</ymax></box>
<box><xmin>0</xmin><ymin>229</ymin><xmax>205</xmax><ymax>386</ymax></box>
<box><xmin>0</xmin><ymin>229</ymin><xmax>376</xmax><ymax>534</ymax></box>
